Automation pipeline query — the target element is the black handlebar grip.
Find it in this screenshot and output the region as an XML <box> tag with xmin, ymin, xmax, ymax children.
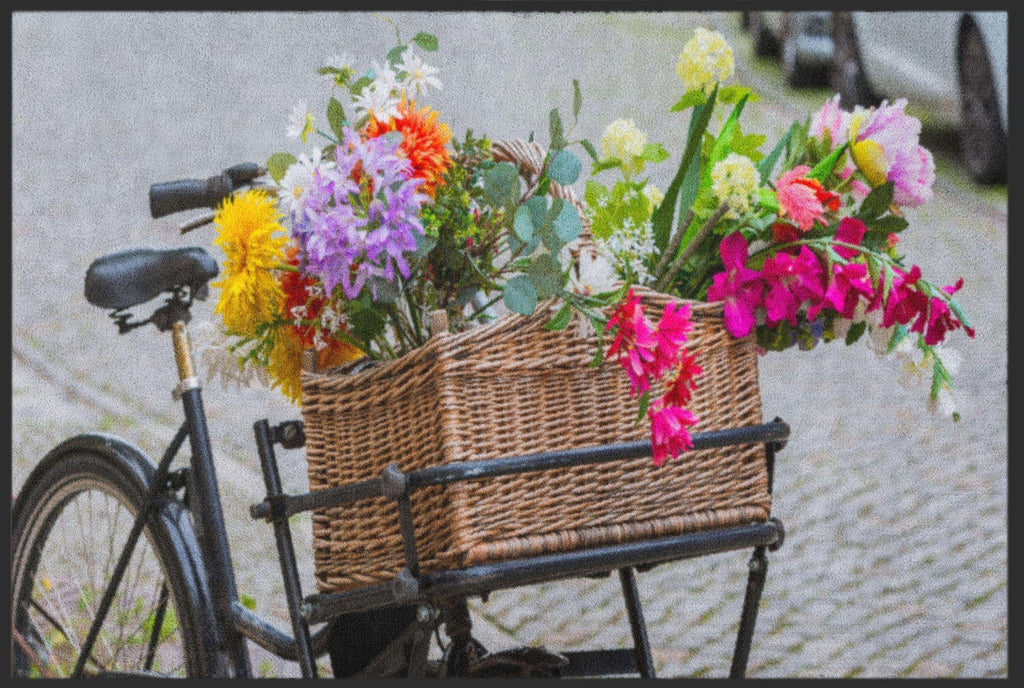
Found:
<box><xmin>149</xmin><ymin>172</ymin><xmax>234</xmax><ymax>218</ymax></box>
<box><xmin>225</xmin><ymin>162</ymin><xmax>265</xmax><ymax>186</ymax></box>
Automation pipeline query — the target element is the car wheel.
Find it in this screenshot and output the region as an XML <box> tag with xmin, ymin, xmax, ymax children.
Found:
<box><xmin>830</xmin><ymin>12</ymin><xmax>878</xmax><ymax>108</ymax></box>
<box><xmin>749</xmin><ymin>12</ymin><xmax>778</xmax><ymax>57</ymax></box>
<box><xmin>958</xmin><ymin>21</ymin><xmax>1006</xmax><ymax>184</ymax></box>
<box><xmin>781</xmin><ymin>16</ymin><xmax>814</xmax><ymax>87</ymax></box>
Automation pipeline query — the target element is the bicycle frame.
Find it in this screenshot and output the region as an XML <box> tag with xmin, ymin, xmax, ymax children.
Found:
<box><xmin>72</xmin><ymin>313</ymin><xmax>789</xmax><ymax>679</ymax></box>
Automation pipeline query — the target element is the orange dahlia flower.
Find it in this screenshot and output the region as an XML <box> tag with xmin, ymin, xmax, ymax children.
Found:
<box><xmin>363</xmin><ymin>98</ymin><xmax>452</xmax><ymax>197</ymax></box>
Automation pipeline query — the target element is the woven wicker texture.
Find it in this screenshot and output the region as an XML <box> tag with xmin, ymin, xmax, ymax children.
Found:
<box><xmin>301</xmin><ymin>142</ymin><xmax>769</xmax><ymax>594</ymax></box>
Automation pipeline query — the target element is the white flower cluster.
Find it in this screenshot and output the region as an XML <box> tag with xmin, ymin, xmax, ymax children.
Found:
<box><xmin>834</xmin><ymin>305</ymin><xmax>962</xmax><ymax>419</ymax></box>
<box><xmin>277</xmin><ymin>148</ymin><xmax>335</xmax><ymax>216</ymax></box>
<box><xmin>191</xmin><ymin>320</ymin><xmax>269</xmax><ymax>391</ymax></box>
<box><xmin>351</xmin><ymin>50</ymin><xmax>442</xmax><ymax>121</ymax></box>
<box><xmin>593</xmin><ymin>216</ymin><xmax>656</xmax><ymax>285</ymax></box>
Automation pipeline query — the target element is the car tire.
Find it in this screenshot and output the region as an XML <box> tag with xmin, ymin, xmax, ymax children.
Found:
<box><xmin>781</xmin><ymin>16</ymin><xmax>816</xmax><ymax>88</ymax></box>
<box><xmin>957</xmin><ymin>21</ymin><xmax>1006</xmax><ymax>184</ymax></box>
<box><xmin>749</xmin><ymin>12</ymin><xmax>778</xmax><ymax>57</ymax></box>
<box><xmin>830</xmin><ymin>12</ymin><xmax>878</xmax><ymax>108</ymax></box>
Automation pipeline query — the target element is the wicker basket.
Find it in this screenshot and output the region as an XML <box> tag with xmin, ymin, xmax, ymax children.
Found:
<box><xmin>300</xmin><ymin>142</ymin><xmax>770</xmax><ymax>594</ymax></box>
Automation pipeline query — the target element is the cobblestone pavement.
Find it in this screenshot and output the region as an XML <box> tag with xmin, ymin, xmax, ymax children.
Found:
<box><xmin>11</xmin><ymin>11</ymin><xmax>1007</xmax><ymax>678</ymax></box>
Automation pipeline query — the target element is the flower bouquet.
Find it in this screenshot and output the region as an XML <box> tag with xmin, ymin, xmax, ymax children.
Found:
<box><xmin>199</xmin><ymin>24</ymin><xmax>974</xmax><ymax>590</ymax></box>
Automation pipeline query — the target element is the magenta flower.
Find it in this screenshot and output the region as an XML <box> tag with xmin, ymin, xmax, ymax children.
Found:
<box><xmin>663</xmin><ymin>348</ymin><xmax>703</xmax><ymax>408</ymax></box>
<box><xmin>808</xmin><ymin>262</ymin><xmax>874</xmax><ymax>321</ymax></box>
<box><xmin>707</xmin><ymin>232</ymin><xmax>764</xmax><ymax>338</ymax></box>
<box><xmin>833</xmin><ymin>217</ymin><xmax>867</xmax><ymax>260</ymax></box>
<box><xmin>879</xmin><ymin>265</ymin><xmax>928</xmax><ymax>328</ymax></box>
<box><xmin>652</xmin><ymin>301</ymin><xmax>693</xmax><ymax>378</ymax></box>
<box><xmin>606</xmin><ymin>289</ymin><xmax>659</xmax><ymax>397</ymax></box>
<box><xmin>648</xmin><ymin>402</ymin><xmax>699</xmax><ymax>467</ymax></box>
<box><xmin>761</xmin><ymin>246</ymin><xmax>825</xmax><ymax>327</ymax></box>
<box><xmin>913</xmin><ymin>278</ymin><xmax>975</xmax><ymax>345</ymax></box>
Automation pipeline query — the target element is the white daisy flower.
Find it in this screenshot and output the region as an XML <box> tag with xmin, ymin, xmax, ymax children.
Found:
<box><xmin>277</xmin><ymin>149</ymin><xmax>335</xmax><ymax>216</ymax></box>
<box><xmin>397</xmin><ymin>49</ymin><xmax>442</xmax><ymax>95</ymax></box>
<box><xmin>286</xmin><ymin>102</ymin><xmax>315</xmax><ymax>142</ymax></box>
<box><xmin>352</xmin><ymin>79</ymin><xmax>401</xmax><ymax>121</ymax></box>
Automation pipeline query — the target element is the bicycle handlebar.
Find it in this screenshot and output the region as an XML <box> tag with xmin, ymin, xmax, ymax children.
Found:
<box><xmin>149</xmin><ymin>163</ymin><xmax>266</xmax><ymax>218</ymax></box>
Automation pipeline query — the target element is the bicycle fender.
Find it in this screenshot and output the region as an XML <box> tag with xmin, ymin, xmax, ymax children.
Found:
<box><xmin>16</xmin><ymin>432</ymin><xmax>229</xmax><ymax>677</ymax></box>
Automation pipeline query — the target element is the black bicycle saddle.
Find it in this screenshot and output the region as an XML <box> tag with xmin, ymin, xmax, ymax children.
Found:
<box><xmin>84</xmin><ymin>246</ymin><xmax>219</xmax><ymax>311</ymax></box>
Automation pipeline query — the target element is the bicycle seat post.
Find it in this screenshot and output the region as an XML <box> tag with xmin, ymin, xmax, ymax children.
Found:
<box><xmin>170</xmin><ymin>317</ymin><xmax>253</xmax><ymax>678</ymax></box>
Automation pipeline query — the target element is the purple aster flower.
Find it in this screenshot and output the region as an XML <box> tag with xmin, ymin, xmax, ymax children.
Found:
<box><xmin>294</xmin><ymin>126</ymin><xmax>428</xmax><ymax>300</ymax></box>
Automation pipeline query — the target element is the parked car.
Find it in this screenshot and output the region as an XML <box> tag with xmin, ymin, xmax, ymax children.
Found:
<box><xmin>742</xmin><ymin>11</ymin><xmax>833</xmax><ymax>88</ymax></box>
<box><xmin>830</xmin><ymin>11</ymin><xmax>1007</xmax><ymax>184</ymax></box>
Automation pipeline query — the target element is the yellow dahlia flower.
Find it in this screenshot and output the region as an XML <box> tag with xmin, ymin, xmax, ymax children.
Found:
<box><xmin>677</xmin><ymin>28</ymin><xmax>734</xmax><ymax>94</ymax></box>
<box><xmin>266</xmin><ymin>324</ymin><xmax>305</xmax><ymax>405</ymax></box>
<box><xmin>211</xmin><ymin>190</ymin><xmax>289</xmax><ymax>337</ymax></box>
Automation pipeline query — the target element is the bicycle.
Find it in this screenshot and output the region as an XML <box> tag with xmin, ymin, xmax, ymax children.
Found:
<box><xmin>11</xmin><ymin>163</ymin><xmax>790</xmax><ymax>679</ymax></box>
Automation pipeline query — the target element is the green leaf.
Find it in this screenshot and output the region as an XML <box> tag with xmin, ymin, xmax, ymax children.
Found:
<box><xmin>652</xmin><ymin>85</ymin><xmax>717</xmax><ymax>254</ymax></box>
<box><xmin>885</xmin><ymin>324</ymin><xmax>909</xmax><ymax>355</ymax></box>
<box><xmin>719</xmin><ymin>84</ymin><xmax>760</xmax><ymax>104</ymax></box>
<box><xmin>808</xmin><ymin>142</ymin><xmax>849</xmax><ymax>181</ymax></box>
<box><xmin>636</xmin><ymin>391</ymin><xmax>651</xmax><ymax>424</ymax></box>
<box><xmin>549</xmin><ymin>108</ymin><xmax>567</xmax><ymax>150</ymax></box>
<box><xmin>946</xmin><ymin>297</ymin><xmax>974</xmax><ymax>332</ymax></box>
<box><xmin>864</xmin><ymin>215</ymin><xmax>910</xmax><ymax>234</ymax></box>
<box><xmin>482</xmin><ymin>161</ymin><xmax>520</xmax><ymax>208</ymax></box>
<box><xmin>350</xmin><ymin>75</ymin><xmax>374</xmax><ymax>96</ymax></box>
<box><xmin>669</xmin><ymin>89</ymin><xmax>707</xmax><ymax>112</ymax></box>
<box><xmin>580</xmin><ymin>138</ymin><xmax>600</xmax><ymax>162</ymax></box>
<box><xmin>411</xmin><ymin>232</ymin><xmax>437</xmax><ymax>260</ymax></box>
<box><xmin>548</xmin><ymin>149</ymin><xmax>582</xmax><ymax>185</ymax></box>
<box><xmin>503</xmin><ymin>275</ymin><xmax>538</xmax><ymax>315</ymax></box>
<box><xmin>266</xmin><ymin>152</ymin><xmax>298</xmax><ymax>183</ymax></box>
<box><xmin>386</xmin><ymin>44</ymin><xmax>408</xmax><ymax>67</ymax></box>
<box><xmin>528</xmin><ymin>253</ymin><xmax>564</xmax><ymax>299</ymax></box>
<box><xmin>544</xmin><ymin>301</ymin><xmax>573</xmax><ymax>330</ymax></box>
<box><xmin>591</xmin><ymin>158</ymin><xmax>623</xmax><ymax>174</ymax></box>
<box><xmin>641</xmin><ymin>143</ymin><xmax>670</xmax><ymax>163</ymax></box>
<box><xmin>702</xmin><ymin>93</ymin><xmax>750</xmax><ymax>188</ymax></box>
<box><xmin>844</xmin><ymin>320</ymin><xmax>868</xmax><ymax>346</ymax></box>
<box><xmin>858</xmin><ymin>181</ymin><xmax>895</xmax><ymax>220</ymax></box>
<box><xmin>513</xmin><ymin>196</ymin><xmax>547</xmax><ymax>241</ymax></box>
<box><xmin>412</xmin><ymin>32</ymin><xmax>439</xmax><ymax>52</ymax></box>
<box><xmin>572</xmin><ymin>78</ymin><xmax>582</xmax><ymax>122</ymax></box>
<box><xmin>350</xmin><ymin>307</ymin><xmax>386</xmax><ymax>344</ymax></box>
<box><xmin>240</xmin><ymin>594</ymin><xmax>257</xmax><ymax>611</ymax></box>
<box><xmin>553</xmin><ymin>198</ymin><xmax>582</xmax><ymax>243</ymax></box>
<box><xmin>327</xmin><ymin>97</ymin><xmax>347</xmax><ymax>140</ymax></box>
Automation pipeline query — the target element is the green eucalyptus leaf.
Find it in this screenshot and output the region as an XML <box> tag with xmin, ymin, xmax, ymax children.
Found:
<box><xmin>514</xmin><ymin>197</ymin><xmax>547</xmax><ymax>242</ymax></box>
<box><xmin>553</xmin><ymin>199</ymin><xmax>582</xmax><ymax>243</ymax></box>
<box><xmin>528</xmin><ymin>253</ymin><xmax>564</xmax><ymax>299</ymax></box>
<box><xmin>548</xmin><ymin>149</ymin><xmax>582</xmax><ymax>185</ymax></box>
<box><xmin>266</xmin><ymin>152</ymin><xmax>298</xmax><ymax>183</ymax></box>
<box><xmin>412</xmin><ymin>32</ymin><xmax>439</xmax><ymax>51</ymax></box>
<box><xmin>327</xmin><ymin>97</ymin><xmax>347</xmax><ymax>140</ymax></box>
<box><xmin>503</xmin><ymin>275</ymin><xmax>538</xmax><ymax>315</ymax></box>
<box><xmin>482</xmin><ymin>161</ymin><xmax>520</xmax><ymax>208</ymax></box>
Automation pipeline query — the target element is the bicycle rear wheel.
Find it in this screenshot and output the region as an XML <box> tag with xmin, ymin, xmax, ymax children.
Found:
<box><xmin>12</xmin><ymin>448</ymin><xmax>211</xmax><ymax>677</ymax></box>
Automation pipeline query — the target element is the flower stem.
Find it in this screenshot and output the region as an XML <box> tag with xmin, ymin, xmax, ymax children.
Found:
<box><xmin>655</xmin><ymin>202</ymin><xmax>729</xmax><ymax>293</ymax></box>
<box><xmin>652</xmin><ymin>208</ymin><xmax>696</xmax><ymax>282</ymax></box>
